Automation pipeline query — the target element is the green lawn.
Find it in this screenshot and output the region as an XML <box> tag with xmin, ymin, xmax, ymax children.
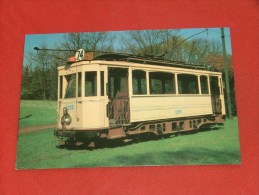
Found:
<box><xmin>16</xmin><ymin>117</ymin><xmax>241</xmax><ymax>170</ymax></box>
<box><xmin>19</xmin><ymin>100</ymin><xmax>57</xmax><ymax>128</ymax></box>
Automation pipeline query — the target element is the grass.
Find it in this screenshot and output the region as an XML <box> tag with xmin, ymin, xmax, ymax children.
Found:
<box><xmin>16</xmin><ymin>118</ymin><xmax>241</xmax><ymax>169</ymax></box>
<box><xmin>19</xmin><ymin>100</ymin><xmax>57</xmax><ymax>128</ymax></box>
<box><xmin>16</xmin><ymin>100</ymin><xmax>241</xmax><ymax>169</ymax></box>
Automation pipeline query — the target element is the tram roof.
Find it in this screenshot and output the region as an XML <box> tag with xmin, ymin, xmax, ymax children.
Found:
<box><xmin>60</xmin><ymin>51</ymin><xmax>221</xmax><ymax>73</ymax></box>
<box><xmin>91</xmin><ymin>53</ymin><xmax>209</xmax><ymax>70</ymax></box>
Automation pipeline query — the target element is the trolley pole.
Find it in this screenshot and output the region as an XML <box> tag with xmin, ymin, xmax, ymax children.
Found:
<box><xmin>221</xmin><ymin>28</ymin><xmax>233</xmax><ymax>119</ymax></box>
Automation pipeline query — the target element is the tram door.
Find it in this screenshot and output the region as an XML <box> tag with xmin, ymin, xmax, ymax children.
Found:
<box><xmin>210</xmin><ymin>76</ymin><xmax>222</xmax><ymax>114</ymax></box>
<box><xmin>107</xmin><ymin>67</ymin><xmax>130</xmax><ymax>126</ymax></box>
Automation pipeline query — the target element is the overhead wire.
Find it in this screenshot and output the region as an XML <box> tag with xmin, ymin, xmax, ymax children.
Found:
<box><xmin>208</xmin><ymin>29</ymin><xmax>231</xmax><ymax>37</ymax></box>
<box><xmin>157</xmin><ymin>28</ymin><xmax>208</xmax><ymax>58</ymax></box>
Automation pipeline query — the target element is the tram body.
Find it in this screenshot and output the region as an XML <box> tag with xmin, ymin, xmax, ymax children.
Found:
<box><xmin>55</xmin><ymin>52</ymin><xmax>225</xmax><ymax>146</ymax></box>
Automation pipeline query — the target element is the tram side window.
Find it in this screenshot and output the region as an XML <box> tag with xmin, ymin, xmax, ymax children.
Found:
<box><xmin>85</xmin><ymin>71</ymin><xmax>97</xmax><ymax>96</ymax></box>
<box><xmin>178</xmin><ymin>74</ymin><xmax>198</xmax><ymax>94</ymax></box>
<box><xmin>200</xmin><ymin>75</ymin><xmax>209</xmax><ymax>94</ymax></box>
<box><xmin>64</xmin><ymin>74</ymin><xmax>76</xmax><ymax>98</ymax></box>
<box><xmin>132</xmin><ymin>70</ymin><xmax>147</xmax><ymax>95</ymax></box>
<box><xmin>149</xmin><ymin>72</ymin><xmax>175</xmax><ymax>94</ymax></box>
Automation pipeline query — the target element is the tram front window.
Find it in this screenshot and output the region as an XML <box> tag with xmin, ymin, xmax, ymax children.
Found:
<box><xmin>85</xmin><ymin>71</ymin><xmax>97</xmax><ymax>96</ymax></box>
<box><xmin>64</xmin><ymin>74</ymin><xmax>76</xmax><ymax>98</ymax></box>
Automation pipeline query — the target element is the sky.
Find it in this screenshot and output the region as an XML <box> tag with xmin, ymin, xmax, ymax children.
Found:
<box><xmin>23</xmin><ymin>27</ymin><xmax>232</xmax><ymax>62</ymax></box>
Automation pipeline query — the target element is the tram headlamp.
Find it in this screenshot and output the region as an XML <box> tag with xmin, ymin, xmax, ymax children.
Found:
<box><xmin>63</xmin><ymin>114</ymin><xmax>72</xmax><ymax>125</ymax></box>
<box><xmin>61</xmin><ymin>107</ymin><xmax>71</xmax><ymax>126</ymax></box>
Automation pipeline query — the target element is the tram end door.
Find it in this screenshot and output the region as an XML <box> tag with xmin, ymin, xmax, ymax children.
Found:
<box><xmin>210</xmin><ymin>76</ymin><xmax>224</xmax><ymax>115</ymax></box>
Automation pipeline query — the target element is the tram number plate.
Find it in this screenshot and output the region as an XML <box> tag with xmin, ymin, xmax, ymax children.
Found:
<box><xmin>67</xmin><ymin>105</ymin><xmax>74</xmax><ymax>110</ymax></box>
<box><xmin>175</xmin><ymin>109</ymin><xmax>182</xmax><ymax>114</ymax></box>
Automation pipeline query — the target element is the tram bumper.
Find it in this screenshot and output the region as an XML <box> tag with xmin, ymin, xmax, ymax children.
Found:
<box><xmin>54</xmin><ymin>129</ymin><xmax>75</xmax><ymax>138</ymax></box>
<box><xmin>54</xmin><ymin>128</ymin><xmax>99</xmax><ymax>140</ymax></box>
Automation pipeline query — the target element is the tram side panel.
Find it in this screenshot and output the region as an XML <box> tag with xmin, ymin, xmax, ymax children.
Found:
<box><xmin>130</xmin><ymin>95</ymin><xmax>213</xmax><ymax>123</ymax></box>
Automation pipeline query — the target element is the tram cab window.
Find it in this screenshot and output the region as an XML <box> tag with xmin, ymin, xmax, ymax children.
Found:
<box><xmin>63</xmin><ymin>73</ymin><xmax>82</xmax><ymax>99</ymax></box>
<box><xmin>149</xmin><ymin>72</ymin><xmax>175</xmax><ymax>94</ymax></box>
<box><xmin>178</xmin><ymin>74</ymin><xmax>199</xmax><ymax>94</ymax></box>
<box><xmin>59</xmin><ymin>76</ymin><xmax>63</xmax><ymax>98</ymax></box>
<box><xmin>132</xmin><ymin>70</ymin><xmax>147</xmax><ymax>95</ymax></box>
<box><xmin>78</xmin><ymin>72</ymin><xmax>82</xmax><ymax>97</ymax></box>
<box><xmin>64</xmin><ymin>74</ymin><xmax>76</xmax><ymax>98</ymax></box>
<box><xmin>200</xmin><ymin>75</ymin><xmax>209</xmax><ymax>94</ymax></box>
<box><xmin>85</xmin><ymin>71</ymin><xmax>97</xmax><ymax>96</ymax></box>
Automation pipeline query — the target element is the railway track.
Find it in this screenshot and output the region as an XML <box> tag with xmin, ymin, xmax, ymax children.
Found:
<box><xmin>19</xmin><ymin>124</ymin><xmax>56</xmax><ymax>134</ymax></box>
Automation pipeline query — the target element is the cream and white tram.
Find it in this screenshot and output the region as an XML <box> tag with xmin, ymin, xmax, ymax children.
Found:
<box><xmin>54</xmin><ymin>50</ymin><xmax>225</xmax><ymax>146</ymax></box>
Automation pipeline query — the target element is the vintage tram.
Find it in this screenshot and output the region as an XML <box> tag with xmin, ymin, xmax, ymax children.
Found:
<box><xmin>54</xmin><ymin>49</ymin><xmax>225</xmax><ymax>147</ymax></box>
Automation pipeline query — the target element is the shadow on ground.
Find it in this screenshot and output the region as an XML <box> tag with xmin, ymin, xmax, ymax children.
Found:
<box><xmin>112</xmin><ymin>148</ymin><xmax>241</xmax><ymax>165</ymax></box>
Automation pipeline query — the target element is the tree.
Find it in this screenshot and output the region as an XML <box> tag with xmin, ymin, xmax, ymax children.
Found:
<box><xmin>120</xmin><ymin>30</ymin><xmax>180</xmax><ymax>56</ymax></box>
<box><xmin>32</xmin><ymin>43</ymin><xmax>53</xmax><ymax>99</ymax></box>
<box><xmin>21</xmin><ymin>61</ymin><xmax>33</xmax><ymax>99</ymax></box>
<box><xmin>60</xmin><ymin>32</ymin><xmax>115</xmax><ymax>51</ymax></box>
<box><xmin>119</xmin><ymin>29</ymin><xmax>213</xmax><ymax>65</ymax></box>
<box><xmin>21</xmin><ymin>42</ymin><xmax>58</xmax><ymax>100</ymax></box>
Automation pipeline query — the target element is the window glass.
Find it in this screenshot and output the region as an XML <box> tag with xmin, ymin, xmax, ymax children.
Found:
<box><xmin>120</xmin><ymin>77</ymin><xmax>127</xmax><ymax>93</ymax></box>
<box><xmin>108</xmin><ymin>68</ymin><xmax>128</xmax><ymax>98</ymax></box>
<box><xmin>59</xmin><ymin>76</ymin><xmax>63</xmax><ymax>99</ymax></box>
<box><xmin>78</xmin><ymin>72</ymin><xmax>82</xmax><ymax>97</ymax></box>
<box><xmin>149</xmin><ymin>72</ymin><xmax>175</xmax><ymax>94</ymax></box>
<box><xmin>132</xmin><ymin>70</ymin><xmax>147</xmax><ymax>95</ymax></box>
<box><xmin>210</xmin><ymin>76</ymin><xmax>220</xmax><ymax>95</ymax></box>
<box><xmin>177</xmin><ymin>74</ymin><xmax>199</xmax><ymax>94</ymax></box>
<box><xmin>64</xmin><ymin>74</ymin><xmax>76</xmax><ymax>98</ymax></box>
<box><xmin>109</xmin><ymin>77</ymin><xmax>114</xmax><ymax>98</ymax></box>
<box><xmin>85</xmin><ymin>71</ymin><xmax>97</xmax><ymax>96</ymax></box>
<box><xmin>200</xmin><ymin>75</ymin><xmax>209</xmax><ymax>94</ymax></box>
<box><xmin>101</xmin><ymin>71</ymin><xmax>104</xmax><ymax>96</ymax></box>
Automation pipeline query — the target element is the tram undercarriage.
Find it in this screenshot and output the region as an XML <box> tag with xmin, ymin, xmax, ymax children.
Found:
<box><xmin>54</xmin><ymin>114</ymin><xmax>225</xmax><ymax>148</ymax></box>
